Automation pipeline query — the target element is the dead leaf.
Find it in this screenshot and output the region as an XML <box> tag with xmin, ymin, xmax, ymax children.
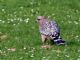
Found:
<box><xmin>41</xmin><ymin>45</ymin><xmax>51</xmax><ymax>49</ymax></box>
<box><xmin>0</xmin><ymin>34</ymin><xmax>8</xmax><ymax>40</ymax></box>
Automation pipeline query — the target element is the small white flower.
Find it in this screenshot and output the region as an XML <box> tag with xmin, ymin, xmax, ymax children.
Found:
<box><xmin>74</xmin><ymin>21</ymin><xmax>78</xmax><ymax>25</ymax></box>
<box><xmin>30</xmin><ymin>54</ymin><xmax>34</xmax><ymax>58</ymax></box>
<box><xmin>57</xmin><ymin>54</ymin><xmax>60</xmax><ymax>57</ymax></box>
<box><xmin>48</xmin><ymin>16</ymin><xmax>51</xmax><ymax>18</ymax></box>
<box><xmin>30</xmin><ymin>2</ymin><xmax>33</xmax><ymax>5</ymax></box>
<box><xmin>2</xmin><ymin>9</ymin><xmax>5</xmax><ymax>12</ymax></box>
<box><xmin>67</xmin><ymin>15</ymin><xmax>71</xmax><ymax>18</ymax></box>
<box><xmin>79</xmin><ymin>55</ymin><xmax>80</xmax><ymax>58</ymax></box>
<box><xmin>13</xmin><ymin>24</ymin><xmax>16</xmax><ymax>26</ymax></box>
<box><xmin>0</xmin><ymin>20</ymin><xmax>2</xmax><ymax>21</ymax></box>
<box><xmin>17</xmin><ymin>23</ymin><xmax>20</xmax><ymax>25</ymax></box>
<box><xmin>2</xmin><ymin>21</ymin><xmax>5</xmax><ymax>23</ymax></box>
<box><xmin>19</xmin><ymin>19</ymin><xmax>23</xmax><ymax>22</ymax></box>
<box><xmin>8</xmin><ymin>19</ymin><xmax>10</xmax><ymax>20</ymax></box>
<box><xmin>14</xmin><ymin>11</ymin><xmax>17</xmax><ymax>14</ymax></box>
<box><xmin>52</xmin><ymin>13</ymin><xmax>55</xmax><ymax>16</ymax></box>
<box><xmin>31</xmin><ymin>9</ymin><xmax>34</xmax><ymax>13</ymax></box>
<box><xmin>30</xmin><ymin>55</ymin><xmax>34</xmax><ymax>58</ymax></box>
<box><xmin>65</xmin><ymin>55</ymin><xmax>70</xmax><ymax>58</ymax></box>
<box><xmin>68</xmin><ymin>21</ymin><xmax>72</xmax><ymax>24</ymax></box>
<box><xmin>77</xmin><ymin>58</ymin><xmax>80</xmax><ymax>60</ymax></box>
<box><xmin>23</xmin><ymin>47</ymin><xmax>26</xmax><ymax>50</ymax></box>
<box><xmin>7</xmin><ymin>49</ymin><xmax>11</xmax><ymax>51</ymax></box>
<box><xmin>76</xmin><ymin>10</ymin><xmax>79</xmax><ymax>13</ymax></box>
<box><xmin>32</xmin><ymin>47</ymin><xmax>35</xmax><ymax>50</ymax></box>
<box><xmin>19</xmin><ymin>57</ymin><xmax>23</xmax><ymax>59</ymax></box>
<box><xmin>43</xmin><ymin>57</ymin><xmax>46</xmax><ymax>59</ymax></box>
<box><xmin>7</xmin><ymin>21</ymin><xmax>10</xmax><ymax>23</ymax></box>
<box><xmin>26</xmin><ymin>18</ymin><xmax>29</xmax><ymax>21</ymax></box>
<box><xmin>75</xmin><ymin>35</ymin><xmax>79</xmax><ymax>38</ymax></box>
<box><xmin>25</xmin><ymin>53</ymin><xmax>28</xmax><ymax>55</ymax></box>
<box><xmin>36</xmin><ymin>11</ymin><xmax>38</xmax><ymax>14</ymax></box>
<box><xmin>11</xmin><ymin>19</ymin><xmax>14</xmax><ymax>22</ymax></box>
<box><xmin>25</xmin><ymin>20</ymin><xmax>28</xmax><ymax>23</ymax></box>
<box><xmin>24</xmin><ymin>18</ymin><xmax>29</xmax><ymax>23</ymax></box>
<box><xmin>78</xmin><ymin>49</ymin><xmax>80</xmax><ymax>52</ymax></box>
<box><xmin>20</xmin><ymin>6</ymin><xmax>23</xmax><ymax>9</ymax></box>
<box><xmin>74</xmin><ymin>35</ymin><xmax>79</xmax><ymax>41</ymax></box>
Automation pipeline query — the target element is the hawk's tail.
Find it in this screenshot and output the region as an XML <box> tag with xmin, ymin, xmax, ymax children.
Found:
<box><xmin>54</xmin><ymin>38</ymin><xmax>65</xmax><ymax>45</ymax></box>
<box><xmin>51</xmin><ymin>37</ymin><xmax>65</xmax><ymax>45</ymax></box>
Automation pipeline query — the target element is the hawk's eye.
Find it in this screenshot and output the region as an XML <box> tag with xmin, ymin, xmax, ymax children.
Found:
<box><xmin>37</xmin><ymin>19</ymin><xmax>40</xmax><ymax>21</ymax></box>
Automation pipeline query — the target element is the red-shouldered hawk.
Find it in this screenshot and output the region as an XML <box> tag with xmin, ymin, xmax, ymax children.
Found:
<box><xmin>37</xmin><ymin>16</ymin><xmax>65</xmax><ymax>45</ymax></box>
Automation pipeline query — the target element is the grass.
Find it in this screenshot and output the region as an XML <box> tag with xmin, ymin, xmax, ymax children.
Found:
<box><xmin>0</xmin><ymin>0</ymin><xmax>80</xmax><ymax>60</ymax></box>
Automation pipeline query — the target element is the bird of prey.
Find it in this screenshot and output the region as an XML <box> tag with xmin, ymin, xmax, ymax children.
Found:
<box><xmin>36</xmin><ymin>16</ymin><xmax>65</xmax><ymax>45</ymax></box>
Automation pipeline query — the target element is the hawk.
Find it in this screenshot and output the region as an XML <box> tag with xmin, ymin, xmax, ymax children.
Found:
<box><xmin>37</xmin><ymin>16</ymin><xmax>65</xmax><ymax>45</ymax></box>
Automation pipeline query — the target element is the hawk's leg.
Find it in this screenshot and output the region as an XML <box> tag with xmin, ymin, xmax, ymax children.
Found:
<box><xmin>41</xmin><ymin>34</ymin><xmax>48</xmax><ymax>45</ymax></box>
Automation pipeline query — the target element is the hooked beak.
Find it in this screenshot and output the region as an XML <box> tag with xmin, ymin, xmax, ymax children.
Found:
<box><xmin>35</xmin><ymin>19</ymin><xmax>41</xmax><ymax>23</ymax></box>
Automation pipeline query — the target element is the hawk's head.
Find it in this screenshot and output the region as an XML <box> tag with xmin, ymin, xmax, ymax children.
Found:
<box><xmin>36</xmin><ymin>16</ymin><xmax>46</xmax><ymax>22</ymax></box>
<box><xmin>36</xmin><ymin>16</ymin><xmax>46</xmax><ymax>26</ymax></box>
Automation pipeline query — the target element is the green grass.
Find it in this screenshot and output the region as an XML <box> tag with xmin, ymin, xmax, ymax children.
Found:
<box><xmin>0</xmin><ymin>0</ymin><xmax>80</xmax><ymax>60</ymax></box>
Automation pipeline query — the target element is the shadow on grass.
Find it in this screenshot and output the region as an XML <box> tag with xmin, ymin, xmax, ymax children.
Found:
<box><xmin>66</xmin><ymin>40</ymin><xmax>80</xmax><ymax>46</ymax></box>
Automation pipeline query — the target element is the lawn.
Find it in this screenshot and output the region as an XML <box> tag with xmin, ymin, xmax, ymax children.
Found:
<box><xmin>0</xmin><ymin>0</ymin><xmax>80</xmax><ymax>60</ymax></box>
